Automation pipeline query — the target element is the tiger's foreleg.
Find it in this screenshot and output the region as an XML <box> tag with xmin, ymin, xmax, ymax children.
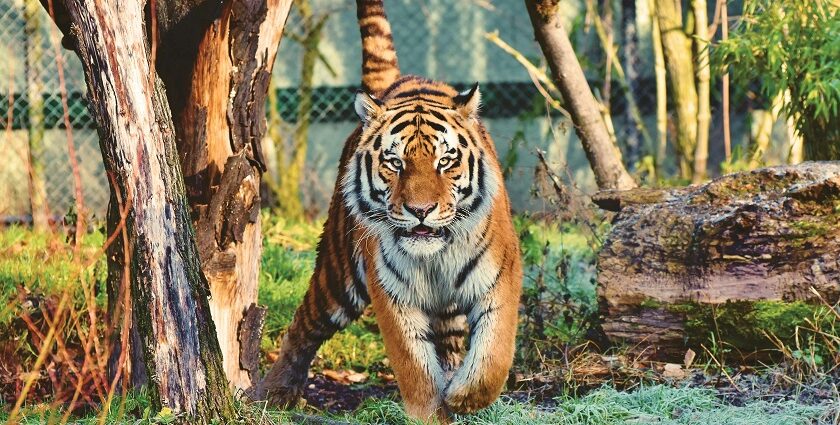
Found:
<box><xmin>255</xmin><ymin>262</ymin><xmax>368</xmax><ymax>407</ymax></box>
<box><xmin>443</xmin><ymin>252</ymin><xmax>521</xmax><ymax>414</ymax></box>
<box><xmin>368</xmin><ymin>282</ymin><xmax>448</xmax><ymax>422</ymax></box>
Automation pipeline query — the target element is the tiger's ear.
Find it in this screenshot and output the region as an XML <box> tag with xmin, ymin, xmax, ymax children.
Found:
<box><xmin>454</xmin><ymin>83</ymin><xmax>481</xmax><ymax>119</ymax></box>
<box><xmin>354</xmin><ymin>91</ymin><xmax>385</xmax><ymax>126</ymax></box>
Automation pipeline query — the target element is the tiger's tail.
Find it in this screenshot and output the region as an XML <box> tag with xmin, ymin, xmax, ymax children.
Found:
<box><xmin>356</xmin><ymin>0</ymin><xmax>400</xmax><ymax>96</ymax></box>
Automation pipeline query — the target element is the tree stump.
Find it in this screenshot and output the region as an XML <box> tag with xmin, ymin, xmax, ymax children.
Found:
<box><xmin>594</xmin><ymin>162</ymin><xmax>840</xmax><ymax>359</ymax></box>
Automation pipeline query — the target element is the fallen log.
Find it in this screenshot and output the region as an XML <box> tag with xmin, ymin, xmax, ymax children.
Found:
<box><xmin>595</xmin><ymin>162</ymin><xmax>840</xmax><ymax>359</ymax></box>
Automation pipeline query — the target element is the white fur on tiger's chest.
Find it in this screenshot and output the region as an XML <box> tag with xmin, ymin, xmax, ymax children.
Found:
<box><xmin>372</xmin><ymin>219</ymin><xmax>500</xmax><ymax>312</ymax></box>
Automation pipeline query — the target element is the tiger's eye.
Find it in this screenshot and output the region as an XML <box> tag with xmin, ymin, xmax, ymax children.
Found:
<box><xmin>439</xmin><ymin>158</ymin><xmax>450</xmax><ymax>167</ymax></box>
<box><xmin>388</xmin><ymin>158</ymin><xmax>403</xmax><ymax>169</ymax></box>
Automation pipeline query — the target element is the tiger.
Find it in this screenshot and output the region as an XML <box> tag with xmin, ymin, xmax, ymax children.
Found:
<box><xmin>254</xmin><ymin>0</ymin><xmax>522</xmax><ymax>421</ymax></box>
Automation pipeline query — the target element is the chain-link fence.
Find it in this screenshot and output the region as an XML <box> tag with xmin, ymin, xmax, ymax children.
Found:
<box><xmin>1</xmin><ymin>0</ymin><xmax>104</xmax><ymax>223</ymax></box>
<box><xmin>2</xmin><ymin>0</ymin><xmax>763</xmax><ymax>222</ymax></box>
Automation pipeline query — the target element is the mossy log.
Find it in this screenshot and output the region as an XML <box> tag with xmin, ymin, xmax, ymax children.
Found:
<box><xmin>594</xmin><ymin>162</ymin><xmax>840</xmax><ymax>359</ymax></box>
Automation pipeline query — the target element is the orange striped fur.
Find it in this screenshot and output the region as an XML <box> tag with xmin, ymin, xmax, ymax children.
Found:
<box><xmin>357</xmin><ymin>0</ymin><xmax>400</xmax><ymax>96</ymax></box>
<box><xmin>256</xmin><ymin>2</ymin><xmax>522</xmax><ymax>423</ymax></box>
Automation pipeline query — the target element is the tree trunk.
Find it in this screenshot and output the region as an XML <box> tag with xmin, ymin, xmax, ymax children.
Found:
<box><xmin>649</xmin><ymin>0</ymin><xmax>668</xmax><ymax>175</ymax></box>
<box><xmin>154</xmin><ymin>0</ymin><xmax>293</xmax><ymax>390</ymax></box>
<box><xmin>45</xmin><ymin>0</ymin><xmax>292</xmax><ymax>392</ymax></box>
<box><xmin>524</xmin><ymin>0</ymin><xmax>637</xmax><ymax>191</ymax></box>
<box><xmin>598</xmin><ymin>0</ymin><xmax>613</xmax><ymax>109</ymax></box>
<box><xmin>749</xmin><ymin>109</ymin><xmax>774</xmax><ymax>168</ymax></box>
<box><xmin>621</xmin><ymin>0</ymin><xmax>641</xmax><ymax>169</ymax></box>
<box><xmin>594</xmin><ymin>162</ymin><xmax>840</xmax><ymax>360</ymax></box>
<box><xmin>691</xmin><ymin>0</ymin><xmax>710</xmax><ymax>183</ymax></box>
<box><xmin>48</xmin><ymin>0</ymin><xmax>234</xmax><ymax>421</ymax></box>
<box><xmin>654</xmin><ymin>0</ymin><xmax>697</xmax><ymax>179</ymax></box>
<box><xmin>23</xmin><ymin>0</ymin><xmax>49</xmax><ymax>229</ymax></box>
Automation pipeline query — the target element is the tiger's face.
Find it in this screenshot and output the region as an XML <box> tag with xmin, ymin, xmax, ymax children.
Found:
<box><xmin>341</xmin><ymin>80</ymin><xmax>499</xmax><ymax>257</ymax></box>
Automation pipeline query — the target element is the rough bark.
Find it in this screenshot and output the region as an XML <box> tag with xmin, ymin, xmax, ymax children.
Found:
<box><xmin>51</xmin><ymin>0</ymin><xmax>234</xmax><ymax>421</ymax></box>
<box><xmin>524</xmin><ymin>0</ymin><xmax>637</xmax><ymax>191</ymax></box>
<box><xmin>155</xmin><ymin>0</ymin><xmax>292</xmax><ymax>391</ymax></box>
<box><xmin>44</xmin><ymin>0</ymin><xmax>292</xmax><ymax>392</ymax></box>
<box><xmin>595</xmin><ymin>162</ymin><xmax>840</xmax><ymax>359</ymax></box>
<box><xmin>654</xmin><ymin>0</ymin><xmax>697</xmax><ymax>179</ymax></box>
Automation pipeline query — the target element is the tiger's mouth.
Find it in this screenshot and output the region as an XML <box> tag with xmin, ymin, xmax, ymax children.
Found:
<box><xmin>397</xmin><ymin>224</ymin><xmax>446</xmax><ymax>239</ymax></box>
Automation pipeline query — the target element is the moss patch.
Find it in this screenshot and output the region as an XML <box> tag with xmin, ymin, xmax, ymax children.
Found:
<box><xmin>690</xmin><ymin>170</ymin><xmax>799</xmax><ymax>204</ymax></box>
<box><xmin>661</xmin><ymin>300</ymin><xmax>824</xmax><ymax>352</ymax></box>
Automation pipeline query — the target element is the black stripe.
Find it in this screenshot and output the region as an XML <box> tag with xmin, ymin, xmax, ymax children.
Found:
<box><xmin>372</xmin><ymin>135</ymin><xmax>382</xmax><ymax>151</ymax></box>
<box><xmin>379</xmin><ymin>245</ymin><xmax>407</xmax><ymax>284</ymax></box>
<box><xmin>357</xmin><ymin>6</ymin><xmax>385</xmax><ymax>19</ymax></box>
<box><xmin>454</xmin><ymin>241</ymin><xmax>491</xmax><ymax>289</ymax></box>
<box><xmin>323</xmin><ymin>243</ymin><xmax>358</xmax><ymax>319</ymax></box>
<box><xmin>458</xmin><ymin>134</ymin><xmax>469</xmax><ymax>148</ymax></box>
<box><xmin>309</xmin><ymin>278</ymin><xmax>341</xmax><ymax>338</ymax></box>
<box><xmin>435</xmin><ymin>328</ymin><xmax>467</xmax><ymax>339</ymax></box>
<box><xmin>360</xmin><ymin>23</ymin><xmax>390</xmax><ymax>37</ymax></box>
<box><xmin>353</xmin><ymin>153</ymin><xmax>373</xmax><ymax>214</ymax></box>
<box><xmin>325</xmin><ymin>275</ymin><xmax>357</xmax><ymax>320</ymax></box>
<box><xmin>458</xmin><ymin>151</ymin><xmax>475</xmax><ymax>196</ymax></box>
<box><xmin>425</xmin><ymin>120</ymin><xmax>446</xmax><ymax>133</ymax></box>
<box><xmin>439</xmin><ymin>308</ymin><xmax>463</xmax><ymax>319</ymax></box>
<box><xmin>390</xmin><ymin>119</ymin><xmax>412</xmax><ymax>134</ymax></box>
<box><xmin>363</xmin><ymin>54</ymin><xmax>398</xmax><ymax>65</ymax></box>
<box><xmin>466</xmin><ymin>154</ymin><xmax>487</xmax><ymax>212</ymax></box>
<box><xmin>391</xmin><ymin>109</ymin><xmax>414</xmax><ymax>123</ymax></box>
<box><xmin>467</xmin><ymin>152</ymin><xmax>475</xmax><ymax>182</ymax></box>
<box><xmin>394</xmin><ymin>88</ymin><xmax>449</xmax><ymax>99</ymax></box>
<box><xmin>365</xmin><ymin>152</ymin><xmax>385</xmax><ymax>203</ymax></box>
<box><xmin>427</xmin><ymin>108</ymin><xmax>448</xmax><ymax>122</ymax></box>
<box><xmin>377</xmin><ymin>170</ymin><xmax>390</xmax><ymax>184</ymax></box>
<box><xmin>390</xmin><ymin>99</ymin><xmax>450</xmax><ymax>110</ymax></box>
<box><xmin>468</xmin><ymin>306</ymin><xmax>496</xmax><ymax>348</ymax></box>
<box><xmin>362</xmin><ymin>64</ymin><xmax>395</xmax><ymax>74</ymax></box>
<box><xmin>345</xmin><ymin>225</ymin><xmax>370</xmax><ymax>305</ymax></box>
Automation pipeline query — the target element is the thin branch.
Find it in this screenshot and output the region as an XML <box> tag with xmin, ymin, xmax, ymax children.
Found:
<box><xmin>484</xmin><ymin>30</ymin><xmax>570</xmax><ymax>119</ymax></box>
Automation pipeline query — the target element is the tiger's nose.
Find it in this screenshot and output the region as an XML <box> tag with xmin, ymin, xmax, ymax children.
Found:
<box><xmin>404</xmin><ymin>202</ymin><xmax>437</xmax><ymax>220</ymax></box>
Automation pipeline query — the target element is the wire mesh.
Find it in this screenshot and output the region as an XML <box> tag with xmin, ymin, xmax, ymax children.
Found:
<box><xmin>1</xmin><ymin>0</ymin><xmax>666</xmax><ymax>220</ymax></box>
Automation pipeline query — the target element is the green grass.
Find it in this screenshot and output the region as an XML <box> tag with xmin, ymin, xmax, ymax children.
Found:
<box><xmin>0</xmin><ymin>226</ymin><xmax>106</xmax><ymax>324</ymax></box>
<box><xmin>282</xmin><ymin>384</ymin><xmax>833</xmax><ymax>424</ymax></box>
<box><xmin>8</xmin><ymin>383</ymin><xmax>830</xmax><ymax>424</ymax></box>
<box><xmin>1</xmin><ymin>217</ymin><xmax>838</xmax><ymax>424</ymax></box>
<box><xmin>259</xmin><ymin>215</ymin><xmax>387</xmax><ymax>372</ymax></box>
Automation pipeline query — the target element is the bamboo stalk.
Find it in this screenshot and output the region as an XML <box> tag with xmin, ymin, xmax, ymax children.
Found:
<box><xmin>721</xmin><ymin>0</ymin><xmax>731</xmax><ymax>162</ymax></box>
<box><xmin>692</xmin><ymin>0</ymin><xmax>711</xmax><ymax>183</ymax></box>
<box><xmin>649</xmin><ymin>0</ymin><xmax>668</xmax><ymax>176</ymax></box>
<box><xmin>655</xmin><ymin>0</ymin><xmax>698</xmax><ymax>179</ymax></box>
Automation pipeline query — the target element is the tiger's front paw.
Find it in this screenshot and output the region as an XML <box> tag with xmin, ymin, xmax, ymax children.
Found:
<box><xmin>443</xmin><ymin>377</ymin><xmax>496</xmax><ymax>414</ymax></box>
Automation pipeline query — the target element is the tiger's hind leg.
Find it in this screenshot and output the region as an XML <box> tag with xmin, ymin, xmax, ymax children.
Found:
<box><xmin>254</xmin><ymin>231</ymin><xmax>369</xmax><ymax>407</ymax></box>
<box><xmin>433</xmin><ymin>306</ymin><xmax>467</xmax><ymax>382</ymax></box>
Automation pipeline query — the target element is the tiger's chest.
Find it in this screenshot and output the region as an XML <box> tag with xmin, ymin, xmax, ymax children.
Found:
<box><xmin>369</xmin><ymin>230</ymin><xmax>501</xmax><ymax>312</ymax></box>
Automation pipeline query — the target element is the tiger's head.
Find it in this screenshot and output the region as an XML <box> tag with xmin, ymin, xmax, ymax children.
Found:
<box><xmin>341</xmin><ymin>77</ymin><xmax>501</xmax><ymax>257</ymax></box>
